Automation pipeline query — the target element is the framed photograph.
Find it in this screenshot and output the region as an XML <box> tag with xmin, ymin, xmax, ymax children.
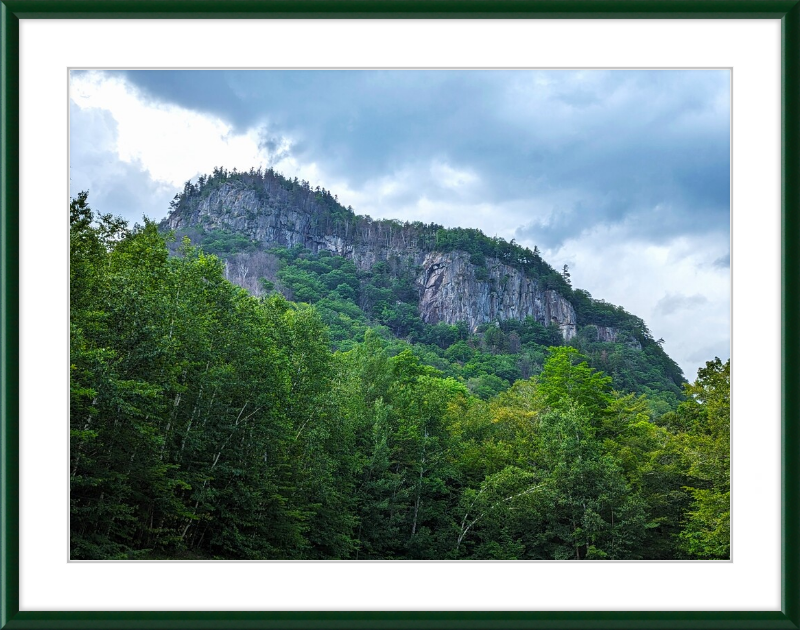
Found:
<box><xmin>2</xmin><ymin>1</ymin><xmax>798</xmax><ymax>628</ymax></box>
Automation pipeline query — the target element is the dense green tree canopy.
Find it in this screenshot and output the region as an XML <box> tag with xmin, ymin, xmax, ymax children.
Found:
<box><xmin>71</xmin><ymin>194</ymin><xmax>729</xmax><ymax>560</ymax></box>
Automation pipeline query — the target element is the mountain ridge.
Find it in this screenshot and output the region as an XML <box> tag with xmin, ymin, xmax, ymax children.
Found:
<box><xmin>163</xmin><ymin>168</ymin><xmax>616</xmax><ymax>338</ymax></box>
<box><xmin>160</xmin><ymin>166</ymin><xmax>685</xmax><ymax>401</ymax></box>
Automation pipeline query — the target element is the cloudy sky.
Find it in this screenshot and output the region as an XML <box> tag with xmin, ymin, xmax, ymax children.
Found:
<box><xmin>69</xmin><ymin>69</ymin><xmax>730</xmax><ymax>380</ymax></box>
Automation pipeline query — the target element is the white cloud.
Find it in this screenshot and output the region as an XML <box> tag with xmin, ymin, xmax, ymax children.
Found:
<box><xmin>525</xmin><ymin>225</ymin><xmax>730</xmax><ymax>379</ymax></box>
<box><xmin>70</xmin><ymin>72</ymin><xmax>270</xmax><ymax>190</ymax></box>
<box><xmin>430</xmin><ymin>161</ymin><xmax>479</xmax><ymax>190</ymax></box>
<box><xmin>326</xmin><ymin>168</ymin><xmax>525</xmax><ymax>239</ymax></box>
<box><xmin>69</xmin><ymin>101</ymin><xmax>176</xmax><ymax>222</ymax></box>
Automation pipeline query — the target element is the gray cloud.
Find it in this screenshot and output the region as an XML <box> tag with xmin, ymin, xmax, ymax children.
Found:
<box><xmin>257</xmin><ymin>128</ymin><xmax>294</xmax><ymax>167</ymax></box>
<box><xmin>654</xmin><ymin>292</ymin><xmax>710</xmax><ymax>317</ymax></box>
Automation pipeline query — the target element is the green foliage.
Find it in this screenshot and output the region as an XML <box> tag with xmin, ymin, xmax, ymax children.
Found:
<box><xmin>197</xmin><ymin>228</ymin><xmax>259</xmax><ymax>254</ymax></box>
<box><xmin>74</xmin><ymin>193</ymin><xmax>726</xmax><ymax>561</ymax></box>
<box><xmin>501</xmin><ymin>317</ymin><xmax>564</xmax><ymax>348</ymax></box>
<box><xmin>433</xmin><ymin>228</ymin><xmax>567</xmax><ymax>290</ymax></box>
<box><xmin>538</xmin><ymin>347</ymin><xmax>613</xmax><ymax>417</ymax></box>
<box><xmin>673</xmin><ymin>358</ymin><xmax>731</xmax><ymax>559</ymax></box>
<box><xmin>172</xmin><ymin>240</ymin><xmax>685</xmax><ymax>406</ymax></box>
<box><xmin>71</xmin><ymin>195</ymin><xmax>356</xmax><ymax>560</ymax></box>
<box><xmin>569</xmin><ymin>319</ymin><xmax>684</xmax><ymax>411</ymax></box>
<box><xmin>466</xmin><ymin>373</ymin><xmax>510</xmax><ymax>400</ymax></box>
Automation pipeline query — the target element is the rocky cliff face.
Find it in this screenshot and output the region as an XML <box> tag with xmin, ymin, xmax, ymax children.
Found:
<box><xmin>596</xmin><ymin>326</ymin><xmax>619</xmax><ymax>343</ymax></box>
<box><xmin>587</xmin><ymin>325</ymin><xmax>642</xmax><ymax>350</ymax></box>
<box><xmin>163</xmin><ymin>181</ymin><xmax>578</xmax><ymax>338</ymax></box>
<box><xmin>165</xmin><ymin>184</ymin><xmax>343</xmax><ymax>254</ymax></box>
<box><xmin>418</xmin><ymin>252</ymin><xmax>577</xmax><ymax>338</ymax></box>
<box><xmin>163</xmin><ymin>182</ymin><xmax>427</xmax><ymax>269</ymax></box>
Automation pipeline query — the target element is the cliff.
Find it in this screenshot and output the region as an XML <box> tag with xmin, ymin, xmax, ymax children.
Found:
<box><xmin>162</xmin><ymin>175</ymin><xmax>582</xmax><ymax>338</ymax></box>
<box><xmin>418</xmin><ymin>252</ymin><xmax>576</xmax><ymax>339</ymax></box>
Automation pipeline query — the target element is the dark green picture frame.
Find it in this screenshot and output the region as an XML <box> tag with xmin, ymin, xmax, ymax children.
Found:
<box><xmin>2</xmin><ymin>1</ymin><xmax>798</xmax><ymax>628</ymax></box>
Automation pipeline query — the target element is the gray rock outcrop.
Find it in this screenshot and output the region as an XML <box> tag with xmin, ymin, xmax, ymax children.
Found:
<box><xmin>418</xmin><ymin>252</ymin><xmax>576</xmax><ymax>338</ymax></box>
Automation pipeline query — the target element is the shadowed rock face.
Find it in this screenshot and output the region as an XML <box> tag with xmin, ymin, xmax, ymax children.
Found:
<box><xmin>583</xmin><ymin>324</ymin><xmax>642</xmax><ymax>350</ymax></box>
<box><xmin>417</xmin><ymin>252</ymin><xmax>576</xmax><ymax>339</ymax></box>
<box><xmin>163</xmin><ymin>181</ymin><xmax>578</xmax><ymax>339</ymax></box>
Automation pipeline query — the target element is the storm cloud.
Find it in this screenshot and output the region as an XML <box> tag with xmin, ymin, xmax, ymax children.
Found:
<box><xmin>108</xmin><ymin>69</ymin><xmax>730</xmax><ymax>248</ymax></box>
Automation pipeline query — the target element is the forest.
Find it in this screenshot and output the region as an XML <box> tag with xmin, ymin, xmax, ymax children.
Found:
<box><xmin>169</xmin><ymin>166</ymin><xmax>685</xmax><ymax>410</ymax></box>
<box><xmin>71</xmin><ymin>192</ymin><xmax>730</xmax><ymax>560</ymax></box>
<box><xmin>236</xmin><ymin>242</ymin><xmax>685</xmax><ymax>412</ymax></box>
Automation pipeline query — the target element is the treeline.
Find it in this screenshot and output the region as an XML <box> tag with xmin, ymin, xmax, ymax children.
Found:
<box><xmin>71</xmin><ymin>194</ymin><xmax>729</xmax><ymax>560</ymax></box>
